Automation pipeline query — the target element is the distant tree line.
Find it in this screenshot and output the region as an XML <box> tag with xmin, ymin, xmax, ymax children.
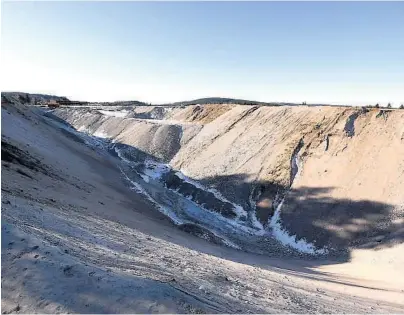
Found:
<box><xmin>161</xmin><ymin>97</ymin><xmax>285</xmax><ymax>107</ymax></box>
<box><xmin>365</xmin><ymin>102</ymin><xmax>404</xmax><ymax>109</ymax></box>
<box><xmin>3</xmin><ymin>92</ymin><xmax>403</xmax><ymax>109</ymax></box>
<box><xmin>1</xmin><ymin>92</ymin><xmax>70</xmax><ymax>105</ymax></box>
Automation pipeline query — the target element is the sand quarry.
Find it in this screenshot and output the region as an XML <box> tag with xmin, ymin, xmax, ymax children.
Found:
<box><xmin>1</xmin><ymin>99</ymin><xmax>404</xmax><ymax>313</ymax></box>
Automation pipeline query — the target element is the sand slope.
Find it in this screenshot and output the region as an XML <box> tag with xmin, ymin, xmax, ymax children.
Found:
<box><xmin>54</xmin><ymin>105</ymin><xmax>404</xmax><ymax>254</ymax></box>
<box><xmin>2</xmin><ymin>103</ymin><xmax>404</xmax><ymax>313</ymax></box>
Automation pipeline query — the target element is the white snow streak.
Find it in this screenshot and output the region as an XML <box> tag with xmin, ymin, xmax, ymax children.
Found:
<box><xmin>93</xmin><ymin>130</ymin><xmax>109</xmax><ymax>138</ymax></box>
<box><xmin>269</xmin><ymin>199</ymin><xmax>328</xmax><ymax>255</ymax></box>
<box><xmin>98</xmin><ymin>110</ymin><xmax>129</xmax><ymax>118</ymax></box>
<box><xmin>143</xmin><ymin>160</ymin><xmax>170</xmax><ymax>179</ymax></box>
<box><xmin>119</xmin><ymin>167</ymin><xmax>183</xmax><ymax>225</ymax></box>
<box><xmin>74</xmin><ymin>121</ymin><xmax>325</xmax><ymax>255</ymax></box>
<box><xmin>175</xmin><ymin>170</ymin><xmax>248</xmax><ymax>219</ymax></box>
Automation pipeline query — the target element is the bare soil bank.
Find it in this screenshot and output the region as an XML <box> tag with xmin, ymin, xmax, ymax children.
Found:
<box><xmin>54</xmin><ymin>105</ymin><xmax>404</xmax><ymax>255</ymax></box>
<box><xmin>2</xmin><ymin>102</ymin><xmax>404</xmax><ymax>313</ymax></box>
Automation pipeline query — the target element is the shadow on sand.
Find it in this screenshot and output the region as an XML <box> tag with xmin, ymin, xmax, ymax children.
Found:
<box><xmin>41</xmin><ymin>108</ymin><xmax>404</xmax><ymax>267</ymax></box>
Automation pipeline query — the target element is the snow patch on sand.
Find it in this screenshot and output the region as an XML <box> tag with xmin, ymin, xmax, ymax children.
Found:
<box><xmin>114</xmin><ymin>151</ymin><xmax>261</xmax><ymax>242</ymax></box>
<box><xmin>113</xmin><ymin>146</ymin><xmax>135</xmax><ymax>165</ymax></box>
<box><xmin>267</xmin><ymin>140</ymin><xmax>328</xmax><ymax>254</ymax></box>
<box><xmin>119</xmin><ymin>167</ymin><xmax>241</xmax><ymax>249</ymax></box>
<box><xmin>176</xmin><ymin>170</ymin><xmax>248</xmax><ymax>219</ymax></box>
<box><xmin>220</xmin><ymin>237</ymin><xmax>241</xmax><ymax>249</ymax></box>
<box><xmin>86</xmin><ymin>130</ymin><xmax>322</xmax><ymax>253</ymax></box>
<box><xmin>77</xmin><ymin>125</ymin><xmax>89</xmax><ymax>133</ymax></box>
<box><xmin>126</xmin><ymin>161</ymin><xmax>265</xmax><ymax>236</ymax></box>
<box><xmin>269</xmin><ymin>199</ymin><xmax>328</xmax><ymax>255</ymax></box>
<box><xmin>248</xmin><ymin>189</ymin><xmax>265</xmax><ymax>232</ymax></box>
<box><xmin>98</xmin><ymin>110</ymin><xmax>129</xmax><ymax>118</ymax></box>
<box><xmin>119</xmin><ymin>167</ymin><xmax>183</xmax><ymax>225</ymax></box>
<box><xmin>94</xmin><ymin>129</ymin><xmax>109</xmax><ymax>138</ymax></box>
<box><xmin>143</xmin><ymin>160</ymin><xmax>170</xmax><ymax>179</ymax></box>
<box><xmin>168</xmin><ymin>185</ymin><xmax>264</xmax><ymax>237</ymax></box>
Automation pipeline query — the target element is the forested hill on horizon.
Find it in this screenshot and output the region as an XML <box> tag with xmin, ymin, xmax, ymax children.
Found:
<box><xmin>2</xmin><ymin>92</ymin><xmax>402</xmax><ymax>108</ymax></box>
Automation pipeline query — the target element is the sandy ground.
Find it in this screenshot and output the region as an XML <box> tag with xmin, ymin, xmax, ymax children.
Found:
<box><xmin>1</xmin><ymin>103</ymin><xmax>404</xmax><ymax>313</ymax></box>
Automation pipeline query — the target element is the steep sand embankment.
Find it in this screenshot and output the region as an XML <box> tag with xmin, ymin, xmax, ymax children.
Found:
<box><xmin>2</xmin><ymin>102</ymin><xmax>404</xmax><ymax>313</ymax></box>
<box><xmin>53</xmin><ymin>105</ymin><xmax>404</xmax><ymax>255</ymax></box>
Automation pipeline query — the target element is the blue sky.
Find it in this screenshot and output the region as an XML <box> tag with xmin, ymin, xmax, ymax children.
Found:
<box><xmin>2</xmin><ymin>1</ymin><xmax>403</xmax><ymax>105</ymax></box>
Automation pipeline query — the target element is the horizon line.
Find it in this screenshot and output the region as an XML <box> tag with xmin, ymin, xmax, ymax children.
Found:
<box><xmin>3</xmin><ymin>90</ymin><xmax>402</xmax><ymax>108</ymax></box>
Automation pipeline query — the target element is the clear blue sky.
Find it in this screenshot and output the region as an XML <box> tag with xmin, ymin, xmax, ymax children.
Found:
<box><xmin>2</xmin><ymin>1</ymin><xmax>403</xmax><ymax>105</ymax></box>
